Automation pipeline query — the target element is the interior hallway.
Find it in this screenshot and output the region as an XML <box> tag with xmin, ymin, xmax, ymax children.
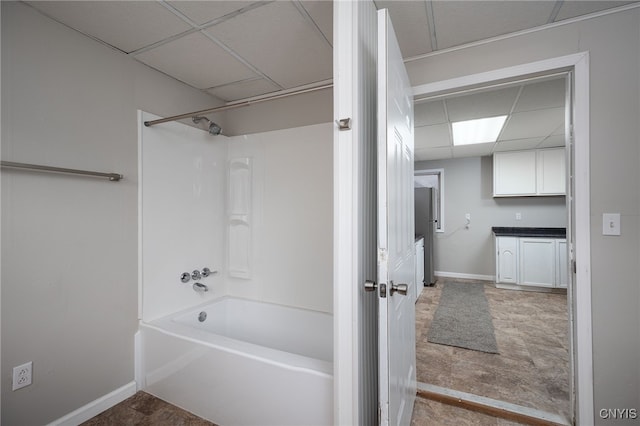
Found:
<box><xmin>412</xmin><ymin>278</ymin><xmax>570</xmax><ymax>424</ymax></box>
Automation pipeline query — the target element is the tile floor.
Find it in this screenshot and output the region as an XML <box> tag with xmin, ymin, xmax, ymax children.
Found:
<box><xmin>85</xmin><ymin>278</ymin><xmax>569</xmax><ymax>425</ymax></box>
<box><xmin>412</xmin><ymin>278</ymin><xmax>570</xmax><ymax>424</ymax></box>
<box><xmin>80</xmin><ymin>391</ymin><xmax>216</xmax><ymax>426</ymax></box>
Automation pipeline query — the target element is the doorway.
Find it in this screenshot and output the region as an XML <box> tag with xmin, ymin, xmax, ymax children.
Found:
<box><xmin>410</xmin><ymin>53</ymin><xmax>592</xmax><ymax>424</ymax></box>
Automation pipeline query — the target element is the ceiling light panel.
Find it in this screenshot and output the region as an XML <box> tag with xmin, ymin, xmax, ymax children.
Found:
<box><xmin>432</xmin><ymin>1</ymin><xmax>555</xmax><ymax>50</ymax></box>
<box><xmin>445</xmin><ymin>86</ymin><xmax>520</xmax><ymax>122</ymax></box>
<box><xmin>452</xmin><ymin>142</ymin><xmax>496</xmax><ymax>158</ymax></box>
<box><xmin>167</xmin><ymin>1</ymin><xmax>255</xmax><ymax>26</ymax></box>
<box><xmin>452</xmin><ymin>116</ymin><xmax>507</xmax><ymax>146</ymax></box>
<box><xmin>205</xmin><ymin>2</ymin><xmax>332</xmax><ymax>89</ymax></box>
<box><xmin>375</xmin><ymin>1</ymin><xmax>433</xmax><ymax>57</ymax></box>
<box><xmin>136</xmin><ymin>32</ymin><xmax>257</xmax><ymax>89</ymax></box>
<box><xmin>26</xmin><ymin>1</ymin><xmax>192</xmax><ymax>53</ymax></box>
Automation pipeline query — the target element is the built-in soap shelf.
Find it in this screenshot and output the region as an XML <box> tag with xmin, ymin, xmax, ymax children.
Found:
<box><xmin>228</xmin><ymin>158</ymin><xmax>252</xmax><ymax>279</ymax></box>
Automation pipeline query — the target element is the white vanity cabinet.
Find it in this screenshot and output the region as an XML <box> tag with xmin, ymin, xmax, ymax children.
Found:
<box><xmin>496</xmin><ymin>237</ymin><xmax>519</xmax><ymax>284</ymax></box>
<box><xmin>415</xmin><ymin>237</ymin><xmax>425</xmax><ymax>301</ymax></box>
<box><xmin>493</xmin><ymin>148</ymin><xmax>565</xmax><ymax>197</ymax></box>
<box><xmin>495</xmin><ymin>231</ymin><xmax>567</xmax><ymax>289</ymax></box>
<box><xmin>518</xmin><ymin>238</ymin><xmax>556</xmax><ymax>287</ymax></box>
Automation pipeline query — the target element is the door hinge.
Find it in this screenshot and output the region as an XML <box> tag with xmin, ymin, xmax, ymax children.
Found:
<box><xmin>336</xmin><ymin>117</ymin><xmax>352</xmax><ymax>131</ymax></box>
<box><xmin>572</xmin><ymin>260</ymin><xmax>577</xmax><ymax>274</ymax></box>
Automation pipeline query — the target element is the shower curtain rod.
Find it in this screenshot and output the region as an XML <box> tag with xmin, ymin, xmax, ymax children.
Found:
<box><xmin>144</xmin><ymin>83</ymin><xmax>334</xmax><ymax>127</ymax></box>
<box><xmin>1</xmin><ymin>161</ymin><xmax>123</xmax><ymax>182</ymax></box>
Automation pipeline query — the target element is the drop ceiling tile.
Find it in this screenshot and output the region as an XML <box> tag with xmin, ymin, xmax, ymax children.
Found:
<box><xmin>538</xmin><ymin>134</ymin><xmax>566</xmax><ymax>148</ymax></box>
<box><xmin>415</xmin><ymin>124</ymin><xmax>451</xmax><ymax>150</ymax></box>
<box><xmin>452</xmin><ymin>142</ymin><xmax>495</xmax><ymax>158</ymax></box>
<box><xmin>376</xmin><ymin>1</ymin><xmax>433</xmax><ymax>57</ymax></box>
<box><xmin>494</xmin><ymin>138</ymin><xmax>545</xmax><ymax>152</ymax></box>
<box><xmin>206</xmin><ymin>78</ymin><xmax>280</xmax><ymax>102</ymax></box>
<box><xmin>26</xmin><ymin>1</ymin><xmax>192</xmax><ymax>53</ymax></box>
<box><xmin>555</xmin><ymin>1</ymin><xmax>636</xmax><ymax>21</ymax></box>
<box><xmin>514</xmin><ymin>78</ymin><xmax>565</xmax><ymax>112</ymax></box>
<box><xmin>299</xmin><ymin>1</ymin><xmax>333</xmax><ymax>45</ymax></box>
<box><xmin>499</xmin><ymin>107</ymin><xmax>565</xmax><ymax>140</ymax></box>
<box><xmin>432</xmin><ymin>1</ymin><xmax>555</xmax><ymax>50</ymax></box>
<box><xmin>205</xmin><ymin>2</ymin><xmax>332</xmax><ymax>89</ymax></box>
<box><xmin>415</xmin><ymin>147</ymin><xmax>452</xmax><ymax>161</ymax></box>
<box><xmin>551</xmin><ymin>123</ymin><xmax>565</xmax><ymax>136</ymax></box>
<box><xmin>446</xmin><ymin>86</ymin><xmax>520</xmax><ymax>122</ymax></box>
<box><xmin>415</xmin><ymin>100</ymin><xmax>447</xmax><ymax>127</ymax></box>
<box><xmin>167</xmin><ymin>1</ymin><xmax>255</xmax><ymax>25</ymax></box>
<box><xmin>136</xmin><ymin>32</ymin><xmax>257</xmax><ymax>89</ymax></box>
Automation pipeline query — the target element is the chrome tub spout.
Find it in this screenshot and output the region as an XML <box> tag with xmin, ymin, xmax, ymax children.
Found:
<box><xmin>193</xmin><ymin>282</ymin><xmax>208</xmax><ymax>293</ymax></box>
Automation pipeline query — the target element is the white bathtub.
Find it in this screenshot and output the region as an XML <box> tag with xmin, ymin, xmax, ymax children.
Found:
<box><xmin>139</xmin><ymin>297</ymin><xmax>333</xmax><ymax>426</ymax></box>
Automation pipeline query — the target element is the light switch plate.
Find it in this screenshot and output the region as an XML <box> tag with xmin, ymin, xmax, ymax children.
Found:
<box><xmin>602</xmin><ymin>213</ymin><xmax>621</xmax><ymax>236</ymax></box>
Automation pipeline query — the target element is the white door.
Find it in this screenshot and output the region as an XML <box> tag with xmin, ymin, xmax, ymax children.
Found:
<box><xmin>377</xmin><ymin>8</ymin><xmax>416</xmax><ymax>426</ymax></box>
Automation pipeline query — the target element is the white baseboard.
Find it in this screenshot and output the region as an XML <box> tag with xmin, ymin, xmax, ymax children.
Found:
<box><xmin>47</xmin><ymin>381</ymin><xmax>136</xmax><ymax>426</ymax></box>
<box><xmin>434</xmin><ymin>271</ymin><xmax>495</xmax><ymax>282</ymax></box>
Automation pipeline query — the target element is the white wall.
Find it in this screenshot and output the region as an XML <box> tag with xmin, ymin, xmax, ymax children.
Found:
<box><xmin>225</xmin><ymin>123</ymin><xmax>333</xmax><ymax>313</ymax></box>
<box><xmin>1</xmin><ymin>3</ymin><xmax>224</xmax><ymax>424</ymax></box>
<box><xmin>416</xmin><ymin>156</ymin><xmax>566</xmax><ymax>277</ymax></box>
<box><xmin>407</xmin><ymin>8</ymin><xmax>640</xmax><ymax>423</ymax></box>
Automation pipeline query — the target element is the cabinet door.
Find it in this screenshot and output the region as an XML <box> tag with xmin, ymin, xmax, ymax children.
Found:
<box><xmin>556</xmin><ymin>239</ymin><xmax>568</xmax><ymax>288</ymax></box>
<box><xmin>496</xmin><ymin>237</ymin><xmax>518</xmax><ymax>283</ymax></box>
<box><xmin>537</xmin><ymin>148</ymin><xmax>566</xmax><ymax>195</ymax></box>
<box><xmin>519</xmin><ymin>238</ymin><xmax>556</xmax><ymax>287</ymax></box>
<box><xmin>493</xmin><ymin>151</ymin><xmax>537</xmax><ymax>196</ymax></box>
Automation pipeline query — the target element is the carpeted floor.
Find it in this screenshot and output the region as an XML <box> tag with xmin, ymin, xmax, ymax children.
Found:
<box><xmin>413</xmin><ymin>278</ymin><xmax>570</xmax><ymax>423</ymax></box>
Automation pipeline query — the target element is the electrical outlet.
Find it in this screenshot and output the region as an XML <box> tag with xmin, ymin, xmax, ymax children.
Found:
<box><xmin>515</xmin><ymin>212</ymin><xmax>522</xmax><ymax>220</ymax></box>
<box><xmin>12</xmin><ymin>362</ymin><xmax>32</xmax><ymax>391</ymax></box>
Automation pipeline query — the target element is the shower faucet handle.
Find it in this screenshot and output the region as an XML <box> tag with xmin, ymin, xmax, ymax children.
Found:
<box><xmin>192</xmin><ymin>270</ymin><xmax>202</xmax><ymax>280</ymax></box>
<box><xmin>201</xmin><ymin>267</ymin><xmax>217</xmax><ymax>277</ymax></box>
<box><xmin>180</xmin><ymin>272</ymin><xmax>191</xmax><ymax>283</ymax></box>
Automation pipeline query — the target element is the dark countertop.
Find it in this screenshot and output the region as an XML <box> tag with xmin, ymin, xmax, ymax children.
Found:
<box><xmin>492</xmin><ymin>227</ymin><xmax>566</xmax><ymax>238</ymax></box>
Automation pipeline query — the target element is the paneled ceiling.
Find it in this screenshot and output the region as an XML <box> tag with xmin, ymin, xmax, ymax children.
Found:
<box><xmin>26</xmin><ymin>0</ymin><xmax>639</xmax><ymax>103</ymax></box>
<box><xmin>24</xmin><ymin>1</ymin><xmax>638</xmax><ymax>158</ymax></box>
<box><xmin>414</xmin><ymin>75</ymin><xmax>566</xmax><ymax>161</ymax></box>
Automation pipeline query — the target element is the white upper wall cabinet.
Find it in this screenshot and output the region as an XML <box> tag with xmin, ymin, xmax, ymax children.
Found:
<box><xmin>493</xmin><ymin>150</ymin><xmax>537</xmax><ymax>195</ymax></box>
<box><xmin>536</xmin><ymin>147</ymin><xmax>566</xmax><ymax>195</ymax></box>
<box><xmin>493</xmin><ymin>147</ymin><xmax>565</xmax><ymax>197</ymax></box>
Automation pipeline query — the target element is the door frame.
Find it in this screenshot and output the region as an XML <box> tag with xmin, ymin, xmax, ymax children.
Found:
<box><xmin>412</xmin><ymin>52</ymin><xmax>592</xmax><ymax>424</ymax></box>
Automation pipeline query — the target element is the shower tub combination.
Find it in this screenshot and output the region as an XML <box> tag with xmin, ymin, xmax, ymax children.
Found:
<box><xmin>139</xmin><ymin>296</ymin><xmax>333</xmax><ymax>425</ymax></box>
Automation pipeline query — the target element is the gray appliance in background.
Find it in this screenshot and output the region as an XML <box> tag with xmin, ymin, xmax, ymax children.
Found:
<box><xmin>415</xmin><ymin>187</ymin><xmax>436</xmax><ymax>286</ymax></box>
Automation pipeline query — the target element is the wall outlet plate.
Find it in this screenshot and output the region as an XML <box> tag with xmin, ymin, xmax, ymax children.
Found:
<box><xmin>12</xmin><ymin>361</ymin><xmax>32</xmax><ymax>391</ymax></box>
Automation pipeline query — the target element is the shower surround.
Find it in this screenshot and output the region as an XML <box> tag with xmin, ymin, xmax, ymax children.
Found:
<box><xmin>138</xmin><ymin>112</ymin><xmax>333</xmax><ymax>424</ymax></box>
